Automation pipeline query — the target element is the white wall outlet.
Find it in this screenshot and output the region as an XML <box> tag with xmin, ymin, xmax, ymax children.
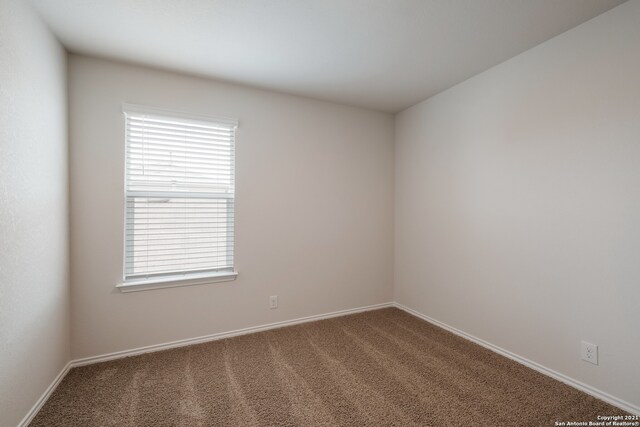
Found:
<box><xmin>581</xmin><ymin>341</ymin><xmax>598</xmax><ymax>365</ymax></box>
<box><xmin>269</xmin><ymin>295</ymin><xmax>278</xmax><ymax>309</ymax></box>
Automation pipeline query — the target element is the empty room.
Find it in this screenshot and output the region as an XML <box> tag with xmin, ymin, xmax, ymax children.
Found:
<box><xmin>1</xmin><ymin>0</ymin><xmax>639</xmax><ymax>425</ymax></box>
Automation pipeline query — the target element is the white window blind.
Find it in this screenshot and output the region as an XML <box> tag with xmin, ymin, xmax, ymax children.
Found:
<box><xmin>123</xmin><ymin>105</ymin><xmax>236</xmax><ymax>284</ymax></box>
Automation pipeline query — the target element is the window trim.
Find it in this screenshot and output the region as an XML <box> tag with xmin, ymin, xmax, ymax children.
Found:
<box><xmin>116</xmin><ymin>270</ymin><xmax>238</xmax><ymax>293</ymax></box>
<box><xmin>118</xmin><ymin>103</ymin><xmax>238</xmax><ymax>292</ymax></box>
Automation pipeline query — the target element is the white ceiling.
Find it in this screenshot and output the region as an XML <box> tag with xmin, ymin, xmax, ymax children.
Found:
<box><xmin>30</xmin><ymin>0</ymin><xmax>626</xmax><ymax>112</ymax></box>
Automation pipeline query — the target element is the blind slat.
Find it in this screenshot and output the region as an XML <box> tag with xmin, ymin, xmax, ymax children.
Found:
<box><xmin>126</xmin><ymin>155</ymin><xmax>233</xmax><ymax>169</ymax></box>
<box><xmin>126</xmin><ymin>137</ymin><xmax>232</xmax><ymax>152</ymax></box>
<box><xmin>127</xmin><ymin>116</ymin><xmax>234</xmax><ymax>132</ymax></box>
<box><xmin>125</xmin><ymin>230</ymin><xmax>235</xmax><ymax>239</ymax></box>
<box><xmin>127</xmin><ymin>129</ymin><xmax>233</xmax><ymax>144</ymax></box>
<box><xmin>126</xmin><ymin>120</ymin><xmax>232</xmax><ymax>136</ymax></box>
<box><xmin>128</xmin><ymin>246</ymin><xmax>234</xmax><ymax>254</ymax></box>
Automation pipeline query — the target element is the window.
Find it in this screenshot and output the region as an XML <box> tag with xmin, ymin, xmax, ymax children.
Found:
<box><xmin>119</xmin><ymin>105</ymin><xmax>237</xmax><ymax>291</ymax></box>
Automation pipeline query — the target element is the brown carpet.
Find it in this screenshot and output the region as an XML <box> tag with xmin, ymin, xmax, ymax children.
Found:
<box><xmin>31</xmin><ymin>308</ymin><xmax>626</xmax><ymax>426</ymax></box>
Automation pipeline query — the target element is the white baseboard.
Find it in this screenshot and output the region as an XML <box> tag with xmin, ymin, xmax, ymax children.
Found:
<box><xmin>17</xmin><ymin>361</ymin><xmax>71</xmax><ymax>427</ymax></box>
<box><xmin>393</xmin><ymin>302</ymin><xmax>640</xmax><ymax>416</ymax></box>
<box><xmin>70</xmin><ymin>302</ymin><xmax>394</xmax><ymax>367</ymax></box>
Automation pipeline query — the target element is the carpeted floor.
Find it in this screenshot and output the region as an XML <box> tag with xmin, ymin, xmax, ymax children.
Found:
<box><xmin>31</xmin><ymin>308</ymin><xmax>626</xmax><ymax>426</ymax></box>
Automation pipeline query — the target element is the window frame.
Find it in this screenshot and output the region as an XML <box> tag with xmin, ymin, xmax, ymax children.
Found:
<box><xmin>117</xmin><ymin>104</ymin><xmax>238</xmax><ymax>292</ymax></box>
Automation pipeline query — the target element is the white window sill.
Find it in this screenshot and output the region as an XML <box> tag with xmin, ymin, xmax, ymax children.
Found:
<box><xmin>116</xmin><ymin>271</ymin><xmax>238</xmax><ymax>293</ymax></box>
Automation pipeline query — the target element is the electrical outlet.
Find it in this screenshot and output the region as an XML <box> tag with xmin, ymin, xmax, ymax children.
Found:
<box><xmin>269</xmin><ymin>295</ymin><xmax>278</xmax><ymax>309</ymax></box>
<box><xmin>581</xmin><ymin>341</ymin><xmax>598</xmax><ymax>365</ymax></box>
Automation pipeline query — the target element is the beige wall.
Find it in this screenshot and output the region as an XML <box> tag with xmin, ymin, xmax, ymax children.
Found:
<box><xmin>0</xmin><ymin>1</ymin><xmax>70</xmax><ymax>426</ymax></box>
<box><xmin>68</xmin><ymin>55</ymin><xmax>395</xmax><ymax>359</ymax></box>
<box><xmin>395</xmin><ymin>0</ymin><xmax>640</xmax><ymax>408</ymax></box>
